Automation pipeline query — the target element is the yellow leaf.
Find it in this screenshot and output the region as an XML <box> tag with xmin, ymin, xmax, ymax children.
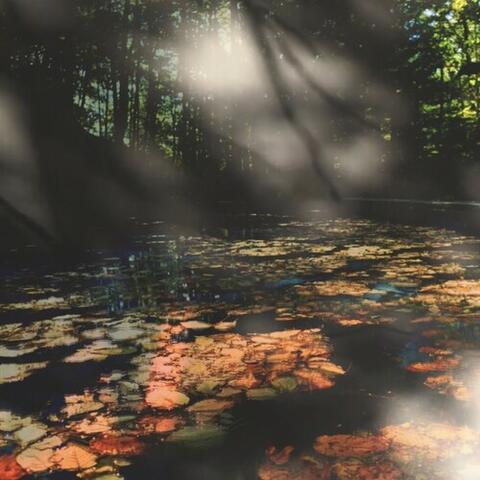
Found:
<box><xmin>452</xmin><ymin>0</ymin><xmax>468</xmax><ymax>11</ymax></box>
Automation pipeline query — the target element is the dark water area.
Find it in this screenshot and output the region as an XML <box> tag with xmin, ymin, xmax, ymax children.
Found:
<box><xmin>1</xmin><ymin>205</ymin><xmax>480</xmax><ymax>479</ymax></box>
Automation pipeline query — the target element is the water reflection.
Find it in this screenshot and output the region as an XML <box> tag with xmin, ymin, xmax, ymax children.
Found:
<box><xmin>1</xmin><ymin>217</ymin><xmax>480</xmax><ymax>478</ymax></box>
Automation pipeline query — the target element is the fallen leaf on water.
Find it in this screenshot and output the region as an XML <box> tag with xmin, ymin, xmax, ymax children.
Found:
<box><xmin>421</xmin><ymin>280</ymin><xmax>480</xmax><ymax>296</ymax></box>
<box><xmin>108</xmin><ymin>325</ymin><xmax>144</xmax><ymax>342</ymax></box>
<box><xmin>406</xmin><ymin>357</ymin><xmax>460</xmax><ymax>373</ymax></box>
<box><xmin>139</xmin><ymin>416</ymin><xmax>180</xmax><ymax>434</ymax></box>
<box><xmin>266</xmin><ymin>351</ymin><xmax>297</xmax><ymax>364</ymax></box>
<box><xmin>62</xmin><ymin>392</ymin><xmax>103</xmax><ymax>418</ymax></box>
<box><xmin>0</xmin><ymin>455</ymin><xmax>27</xmax><ymax>480</ymax></box>
<box><xmin>90</xmin><ymin>435</ymin><xmax>143</xmax><ymax>456</ymax></box>
<box><xmin>0</xmin><ymin>411</ymin><xmax>28</xmax><ymax>433</ymax></box>
<box><xmin>416</xmin><ymin>280</ymin><xmax>480</xmax><ymax>308</ymax></box>
<box><xmin>337</xmin><ymin>319</ymin><xmax>365</xmax><ymax>327</ymax></box>
<box><xmin>166</xmin><ymin>425</ymin><xmax>225</xmax><ymax>446</ymax></box>
<box><xmin>196</xmin><ymin>379</ymin><xmax>221</xmax><ymax>395</ymax></box>
<box><xmin>266</xmin><ymin>446</ymin><xmax>294</xmax><ymax>465</ymax></box>
<box><xmin>51</xmin><ymin>443</ymin><xmax>97</xmax><ymax>471</ymax></box>
<box><xmin>271</xmin><ymin>376</ymin><xmax>298</xmax><ymax>392</ymax></box>
<box><xmin>340</xmin><ymin>245</ymin><xmax>392</xmax><ymax>259</ymax></box>
<box><xmin>424</xmin><ymin>375</ymin><xmax>470</xmax><ymax>401</ymax></box>
<box><xmin>294</xmin><ymin>370</ymin><xmax>334</xmax><ymax>390</ymax></box>
<box><xmin>246</xmin><ymin>388</ymin><xmax>277</xmax><ymax>400</ymax></box>
<box><xmin>317</xmin><ymin>362</ymin><xmax>346</xmax><ymax>375</ymax></box>
<box><xmin>0</xmin><ymin>345</ymin><xmax>37</xmax><ymax>358</ymax></box>
<box><xmin>214</xmin><ymin>321</ymin><xmax>237</xmax><ymax>332</ymax></box>
<box><xmin>14</xmin><ymin>424</ymin><xmax>47</xmax><ymax>446</ymax></box>
<box><xmin>419</xmin><ymin>346</ymin><xmax>453</xmax><ymax>356</ymax></box>
<box><xmin>71</xmin><ymin>414</ymin><xmax>115</xmax><ymax>435</ymax></box>
<box><xmin>187</xmin><ymin>399</ymin><xmax>234</xmax><ymax>413</ymax></box>
<box><xmin>16</xmin><ymin>435</ymin><xmax>62</xmax><ymax>473</ymax></box>
<box><xmin>314</xmin><ymin>434</ymin><xmax>390</xmax><ymax>457</ymax></box>
<box><xmin>231</xmin><ymin>240</ymin><xmax>294</xmax><ymax>257</ymax></box>
<box><xmin>217</xmin><ymin>387</ymin><xmax>242</xmax><ymax>398</ymax></box>
<box><xmin>229</xmin><ymin>371</ymin><xmax>261</xmax><ymax>389</ymax></box>
<box><xmin>64</xmin><ymin>340</ymin><xmax>124</xmax><ymax>363</ymax></box>
<box><xmin>145</xmin><ymin>386</ymin><xmax>189</xmax><ymax>410</ymax></box>
<box><xmin>145</xmin><ymin>329</ymin><xmax>342</xmax><ymax>408</ymax></box>
<box><xmin>269</xmin><ymin>330</ymin><xmax>304</xmax><ymax>339</ymax></box>
<box><xmin>165</xmin><ymin>307</ymin><xmax>203</xmax><ymax>322</ymax></box>
<box><xmin>296</xmin><ymin>281</ymin><xmax>369</xmax><ymax>297</ymax></box>
<box><xmin>0</xmin><ymin>362</ymin><xmax>48</xmax><ymax>384</ymax></box>
<box><xmin>1</xmin><ymin>297</ymin><xmax>66</xmax><ymax>311</ymax></box>
<box><xmin>180</xmin><ymin>321</ymin><xmax>212</xmax><ymax>330</ymax></box>
<box><xmin>411</xmin><ymin>316</ymin><xmax>433</xmax><ymax>324</ymax></box>
<box><xmin>333</xmin><ymin>458</ymin><xmax>402</xmax><ymax>480</ymax></box>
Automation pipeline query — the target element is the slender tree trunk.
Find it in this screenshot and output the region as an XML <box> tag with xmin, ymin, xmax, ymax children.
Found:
<box><xmin>114</xmin><ymin>0</ymin><xmax>131</xmax><ymax>144</ymax></box>
<box><xmin>229</xmin><ymin>0</ymin><xmax>242</xmax><ymax>171</ymax></box>
<box><xmin>145</xmin><ymin>35</ymin><xmax>158</xmax><ymax>150</ymax></box>
<box><xmin>177</xmin><ymin>3</ymin><xmax>192</xmax><ymax>168</ymax></box>
<box><xmin>97</xmin><ymin>82</ymin><xmax>103</xmax><ymax>137</ymax></box>
<box><xmin>79</xmin><ymin>66</ymin><xmax>91</xmax><ymax>111</ymax></box>
<box><xmin>133</xmin><ymin>62</ymin><xmax>141</xmax><ymax>147</ymax></box>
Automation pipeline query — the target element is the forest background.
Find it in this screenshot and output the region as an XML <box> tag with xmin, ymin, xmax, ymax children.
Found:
<box><xmin>1</xmin><ymin>0</ymin><xmax>479</xmax><ymax>245</ymax></box>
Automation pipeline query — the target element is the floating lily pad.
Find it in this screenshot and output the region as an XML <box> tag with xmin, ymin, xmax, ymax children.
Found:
<box><xmin>246</xmin><ymin>388</ymin><xmax>277</xmax><ymax>400</ymax></box>
<box><xmin>0</xmin><ymin>362</ymin><xmax>48</xmax><ymax>384</ymax></box>
<box><xmin>180</xmin><ymin>321</ymin><xmax>212</xmax><ymax>330</ymax></box>
<box><xmin>166</xmin><ymin>425</ymin><xmax>225</xmax><ymax>446</ymax></box>
<box><xmin>145</xmin><ymin>387</ymin><xmax>190</xmax><ymax>410</ymax></box>
<box><xmin>271</xmin><ymin>376</ymin><xmax>298</xmax><ymax>392</ymax></box>
<box><xmin>0</xmin><ymin>345</ymin><xmax>37</xmax><ymax>358</ymax></box>
<box><xmin>14</xmin><ymin>424</ymin><xmax>47</xmax><ymax>446</ymax></box>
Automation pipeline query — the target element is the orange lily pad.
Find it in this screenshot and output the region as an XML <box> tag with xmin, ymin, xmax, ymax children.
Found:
<box><xmin>90</xmin><ymin>434</ymin><xmax>144</xmax><ymax>456</ymax></box>
<box><xmin>145</xmin><ymin>386</ymin><xmax>189</xmax><ymax>410</ymax></box>
<box><xmin>0</xmin><ymin>455</ymin><xmax>26</xmax><ymax>480</ymax></box>
<box><xmin>51</xmin><ymin>443</ymin><xmax>97</xmax><ymax>471</ymax></box>
<box><xmin>314</xmin><ymin>434</ymin><xmax>390</xmax><ymax>457</ymax></box>
<box><xmin>406</xmin><ymin>357</ymin><xmax>460</xmax><ymax>373</ymax></box>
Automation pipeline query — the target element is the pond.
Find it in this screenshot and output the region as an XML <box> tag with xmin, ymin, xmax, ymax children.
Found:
<box><xmin>1</xmin><ymin>212</ymin><xmax>480</xmax><ymax>479</ymax></box>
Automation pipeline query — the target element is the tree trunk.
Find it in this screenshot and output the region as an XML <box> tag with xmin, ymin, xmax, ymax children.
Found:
<box><xmin>114</xmin><ymin>0</ymin><xmax>131</xmax><ymax>144</ymax></box>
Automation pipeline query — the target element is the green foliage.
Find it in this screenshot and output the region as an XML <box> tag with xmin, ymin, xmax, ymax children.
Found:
<box><xmin>3</xmin><ymin>0</ymin><xmax>479</xmax><ymax>189</ymax></box>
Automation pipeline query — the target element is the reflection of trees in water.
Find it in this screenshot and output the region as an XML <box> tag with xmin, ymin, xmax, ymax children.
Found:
<box><xmin>94</xmin><ymin>239</ymin><xmax>186</xmax><ymax>314</ymax></box>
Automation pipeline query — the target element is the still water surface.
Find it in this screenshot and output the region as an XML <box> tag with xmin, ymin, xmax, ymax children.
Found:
<box><xmin>1</xmin><ymin>214</ymin><xmax>480</xmax><ymax>479</ymax></box>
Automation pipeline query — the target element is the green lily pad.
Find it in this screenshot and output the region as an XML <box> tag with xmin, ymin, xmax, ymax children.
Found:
<box><xmin>271</xmin><ymin>376</ymin><xmax>298</xmax><ymax>392</ymax></box>
<box><xmin>166</xmin><ymin>425</ymin><xmax>225</xmax><ymax>447</ymax></box>
<box><xmin>246</xmin><ymin>388</ymin><xmax>277</xmax><ymax>400</ymax></box>
<box><xmin>196</xmin><ymin>379</ymin><xmax>221</xmax><ymax>395</ymax></box>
